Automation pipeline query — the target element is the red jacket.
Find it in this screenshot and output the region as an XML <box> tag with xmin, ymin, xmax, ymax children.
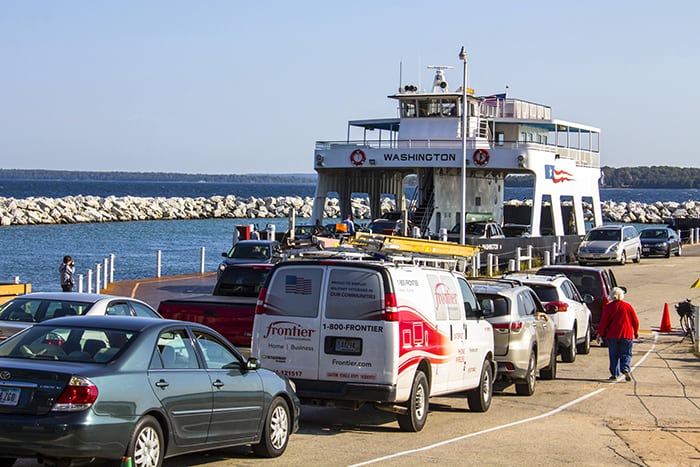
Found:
<box><xmin>598</xmin><ymin>299</ymin><xmax>639</xmax><ymax>340</ymax></box>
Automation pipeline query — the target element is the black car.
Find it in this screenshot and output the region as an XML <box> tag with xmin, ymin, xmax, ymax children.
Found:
<box><xmin>639</xmin><ymin>227</ymin><xmax>682</xmax><ymax>258</ymax></box>
<box><xmin>0</xmin><ymin>316</ymin><xmax>299</xmax><ymax>466</ymax></box>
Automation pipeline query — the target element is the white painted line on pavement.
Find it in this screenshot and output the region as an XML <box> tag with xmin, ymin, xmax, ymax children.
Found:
<box><xmin>350</xmin><ymin>333</ymin><xmax>659</xmax><ymax>467</ymax></box>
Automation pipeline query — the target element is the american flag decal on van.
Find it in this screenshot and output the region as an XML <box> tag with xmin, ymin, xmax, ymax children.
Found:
<box><xmin>285</xmin><ymin>275</ymin><xmax>313</xmax><ymax>295</ymax></box>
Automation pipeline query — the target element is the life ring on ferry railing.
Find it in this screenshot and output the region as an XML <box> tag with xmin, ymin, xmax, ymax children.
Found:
<box><xmin>350</xmin><ymin>149</ymin><xmax>366</xmax><ymax>166</ymax></box>
<box><xmin>472</xmin><ymin>148</ymin><xmax>490</xmax><ymax>166</ymax></box>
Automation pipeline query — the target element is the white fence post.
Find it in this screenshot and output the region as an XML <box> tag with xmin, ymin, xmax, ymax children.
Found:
<box><xmin>95</xmin><ymin>264</ymin><xmax>102</xmax><ymax>292</ymax></box>
<box><xmin>156</xmin><ymin>250</ymin><xmax>162</xmax><ymax>278</ymax></box>
<box><xmin>109</xmin><ymin>254</ymin><xmax>115</xmax><ymax>283</ymax></box>
<box><xmin>77</xmin><ymin>274</ymin><xmax>84</xmax><ymax>293</ymax></box>
<box><xmin>544</xmin><ymin>250</ymin><xmax>551</xmax><ymax>266</ymax></box>
<box><xmin>515</xmin><ymin>247</ymin><xmax>522</xmax><ymax>271</ymax></box>
<box><xmin>103</xmin><ymin>258</ymin><xmax>109</xmax><ymax>287</ymax></box>
<box><xmin>200</xmin><ymin>247</ymin><xmax>206</xmax><ymax>274</ymax></box>
<box><xmin>87</xmin><ymin>269</ymin><xmax>93</xmax><ymax>294</ymax></box>
<box><xmin>527</xmin><ymin>245</ymin><xmax>533</xmax><ymax>270</ymax></box>
<box><xmin>486</xmin><ymin>253</ymin><xmax>493</xmax><ymax>277</ymax></box>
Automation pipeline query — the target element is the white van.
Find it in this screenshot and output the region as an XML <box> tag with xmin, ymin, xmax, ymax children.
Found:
<box><xmin>251</xmin><ymin>259</ymin><xmax>495</xmax><ymax>431</ymax></box>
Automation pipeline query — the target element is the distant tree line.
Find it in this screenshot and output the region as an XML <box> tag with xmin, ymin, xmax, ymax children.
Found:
<box><xmin>0</xmin><ymin>169</ymin><xmax>317</xmax><ymax>184</ymax></box>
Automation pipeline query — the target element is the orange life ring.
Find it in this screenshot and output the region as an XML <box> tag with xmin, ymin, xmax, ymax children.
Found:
<box><xmin>473</xmin><ymin>149</ymin><xmax>489</xmax><ymax>166</ymax></box>
<box><xmin>350</xmin><ymin>149</ymin><xmax>366</xmax><ymax>166</ymax></box>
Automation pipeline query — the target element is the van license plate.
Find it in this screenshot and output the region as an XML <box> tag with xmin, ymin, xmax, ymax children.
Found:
<box><xmin>0</xmin><ymin>388</ymin><xmax>20</xmax><ymax>406</ymax></box>
<box><xmin>325</xmin><ymin>337</ymin><xmax>362</xmax><ymax>355</ymax></box>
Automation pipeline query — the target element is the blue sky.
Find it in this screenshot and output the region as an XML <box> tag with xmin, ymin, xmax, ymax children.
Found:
<box><xmin>1</xmin><ymin>1</ymin><xmax>697</xmax><ymax>174</ymax></box>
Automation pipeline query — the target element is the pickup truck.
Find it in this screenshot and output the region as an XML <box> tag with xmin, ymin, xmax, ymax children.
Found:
<box><xmin>157</xmin><ymin>263</ymin><xmax>273</xmax><ymax>347</ymax></box>
<box><xmin>447</xmin><ymin>221</ymin><xmax>506</xmax><ymax>242</ymax></box>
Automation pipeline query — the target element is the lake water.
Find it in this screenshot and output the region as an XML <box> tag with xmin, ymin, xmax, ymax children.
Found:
<box><xmin>1</xmin><ymin>179</ymin><xmax>698</xmax><ymax>292</ymax></box>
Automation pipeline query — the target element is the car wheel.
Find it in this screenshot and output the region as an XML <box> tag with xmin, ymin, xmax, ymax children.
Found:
<box><xmin>0</xmin><ymin>458</ymin><xmax>16</xmax><ymax>467</ymax></box>
<box><xmin>619</xmin><ymin>251</ymin><xmax>627</xmax><ymax>265</ymax></box>
<box><xmin>577</xmin><ymin>323</ymin><xmax>591</xmax><ymax>355</ymax></box>
<box><xmin>126</xmin><ymin>415</ymin><xmax>163</xmax><ymax>467</ymax></box>
<box><xmin>633</xmin><ymin>249</ymin><xmax>641</xmax><ymax>263</ymax></box>
<box><xmin>515</xmin><ymin>352</ymin><xmax>537</xmax><ymax>396</ymax></box>
<box><xmin>254</xmin><ymin>397</ymin><xmax>291</xmax><ymax>458</ymax></box>
<box><xmin>397</xmin><ymin>370</ymin><xmax>429</xmax><ymax>431</ymax></box>
<box><xmin>676</xmin><ymin>244</ymin><xmax>682</xmax><ymax>257</ymax></box>
<box><xmin>562</xmin><ymin>328</ymin><xmax>577</xmax><ymax>363</ymax></box>
<box><xmin>467</xmin><ymin>361</ymin><xmax>493</xmax><ymax>412</ymax></box>
<box><xmin>540</xmin><ymin>345</ymin><xmax>557</xmax><ymax>380</ymax></box>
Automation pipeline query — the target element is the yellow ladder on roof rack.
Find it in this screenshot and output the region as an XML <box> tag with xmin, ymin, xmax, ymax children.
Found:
<box><xmin>350</xmin><ymin>232</ymin><xmax>480</xmax><ymax>257</ymax></box>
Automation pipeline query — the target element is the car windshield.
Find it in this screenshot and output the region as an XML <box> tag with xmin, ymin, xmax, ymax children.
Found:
<box><xmin>450</xmin><ymin>223</ymin><xmax>486</xmax><ymax>235</ymax></box>
<box><xmin>0</xmin><ymin>324</ymin><xmax>136</xmax><ymax>363</ymax></box>
<box><xmin>229</xmin><ymin>243</ymin><xmax>270</xmax><ymax>260</ymax></box>
<box><xmin>585</xmin><ymin>229</ymin><xmax>620</xmax><ymax>241</ymax></box>
<box><xmin>0</xmin><ymin>299</ymin><xmax>95</xmax><ymax>323</ymax></box>
<box><xmin>640</xmin><ymin>229</ymin><xmax>668</xmax><ymax>239</ymax></box>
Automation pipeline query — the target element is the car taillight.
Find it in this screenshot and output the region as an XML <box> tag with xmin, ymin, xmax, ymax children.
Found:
<box><xmin>510</xmin><ymin>321</ymin><xmax>524</xmax><ymax>332</ymax></box>
<box><xmin>255</xmin><ymin>287</ymin><xmax>268</xmax><ymax>314</ymax></box>
<box><xmin>547</xmin><ymin>301</ymin><xmax>569</xmax><ymax>312</ymax></box>
<box><xmin>384</xmin><ymin>293</ymin><xmax>399</xmax><ymax>321</ymax></box>
<box><xmin>52</xmin><ymin>376</ymin><xmax>98</xmax><ymax>412</ymax></box>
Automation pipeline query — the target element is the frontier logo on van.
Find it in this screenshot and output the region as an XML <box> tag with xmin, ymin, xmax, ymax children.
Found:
<box><xmin>433</xmin><ymin>282</ymin><xmax>458</xmax><ymax>313</ymax></box>
<box><xmin>263</xmin><ymin>320</ymin><xmax>316</xmax><ymax>339</ymax></box>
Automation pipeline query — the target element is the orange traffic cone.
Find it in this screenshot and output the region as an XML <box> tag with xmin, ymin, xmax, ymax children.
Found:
<box><xmin>659</xmin><ymin>303</ymin><xmax>673</xmax><ymax>333</ymax></box>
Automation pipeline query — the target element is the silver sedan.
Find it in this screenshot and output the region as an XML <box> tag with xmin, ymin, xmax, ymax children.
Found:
<box><xmin>0</xmin><ymin>292</ymin><xmax>161</xmax><ymax>341</ymax></box>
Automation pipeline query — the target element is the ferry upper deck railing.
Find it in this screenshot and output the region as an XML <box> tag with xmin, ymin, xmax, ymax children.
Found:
<box><xmin>315</xmin><ymin>139</ymin><xmax>600</xmax><ymax>168</ymax></box>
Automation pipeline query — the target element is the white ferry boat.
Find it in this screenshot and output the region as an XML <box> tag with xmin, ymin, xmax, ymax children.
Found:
<box><xmin>310</xmin><ymin>52</ymin><xmax>603</xmax><ymax>250</ymax></box>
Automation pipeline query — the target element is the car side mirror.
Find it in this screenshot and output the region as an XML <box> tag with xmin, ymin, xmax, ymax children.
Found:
<box><xmin>221</xmin><ymin>252</ymin><xmax>228</xmax><ymax>257</ymax></box>
<box><xmin>246</xmin><ymin>357</ymin><xmax>261</xmax><ymax>371</ymax></box>
<box><xmin>583</xmin><ymin>294</ymin><xmax>594</xmax><ymax>304</ymax></box>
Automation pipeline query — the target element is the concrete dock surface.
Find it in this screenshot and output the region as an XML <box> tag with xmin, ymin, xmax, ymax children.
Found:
<box><xmin>92</xmin><ymin>246</ymin><xmax>700</xmax><ymax>466</ymax></box>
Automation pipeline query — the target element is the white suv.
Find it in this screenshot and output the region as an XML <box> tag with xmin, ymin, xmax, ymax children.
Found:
<box><xmin>502</xmin><ymin>273</ymin><xmax>593</xmax><ymax>363</ymax></box>
<box><xmin>577</xmin><ymin>225</ymin><xmax>642</xmax><ymax>265</ymax></box>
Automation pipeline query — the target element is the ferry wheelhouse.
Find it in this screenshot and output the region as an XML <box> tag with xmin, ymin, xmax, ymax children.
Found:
<box><xmin>310</xmin><ymin>58</ymin><xmax>603</xmax><ymax>242</ymax></box>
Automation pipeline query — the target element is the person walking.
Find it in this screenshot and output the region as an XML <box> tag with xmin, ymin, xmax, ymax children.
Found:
<box><xmin>342</xmin><ymin>214</ymin><xmax>355</xmax><ymax>235</ymax></box>
<box><xmin>59</xmin><ymin>255</ymin><xmax>75</xmax><ymax>292</ymax></box>
<box><xmin>597</xmin><ymin>287</ymin><xmax>639</xmax><ymax>381</ymax></box>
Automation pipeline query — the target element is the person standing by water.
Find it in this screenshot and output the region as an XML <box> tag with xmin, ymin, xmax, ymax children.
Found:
<box><xmin>59</xmin><ymin>255</ymin><xmax>75</xmax><ymax>292</ymax></box>
<box><xmin>597</xmin><ymin>287</ymin><xmax>639</xmax><ymax>381</ymax></box>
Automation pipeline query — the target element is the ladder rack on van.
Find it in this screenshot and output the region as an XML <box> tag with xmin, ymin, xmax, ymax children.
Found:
<box><xmin>350</xmin><ymin>232</ymin><xmax>480</xmax><ymax>257</ymax></box>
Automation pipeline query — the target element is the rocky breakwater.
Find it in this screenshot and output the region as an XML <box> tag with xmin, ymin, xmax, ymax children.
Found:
<box><xmin>1</xmin><ymin>195</ymin><xmax>698</xmax><ymax>227</ymax></box>
<box><xmin>0</xmin><ymin>195</ymin><xmax>395</xmax><ymax>226</ymax></box>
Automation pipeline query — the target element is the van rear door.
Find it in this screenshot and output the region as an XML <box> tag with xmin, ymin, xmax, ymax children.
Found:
<box><xmin>251</xmin><ymin>264</ymin><xmax>325</xmax><ymax>380</ymax></box>
<box><xmin>317</xmin><ymin>265</ymin><xmax>394</xmax><ymax>386</ymax></box>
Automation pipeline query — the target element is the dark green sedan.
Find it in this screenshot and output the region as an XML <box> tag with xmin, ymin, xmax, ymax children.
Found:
<box><xmin>0</xmin><ymin>316</ymin><xmax>300</xmax><ymax>466</ymax></box>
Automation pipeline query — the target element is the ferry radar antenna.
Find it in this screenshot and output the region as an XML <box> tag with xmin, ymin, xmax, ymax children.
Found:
<box><xmin>427</xmin><ymin>65</ymin><xmax>454</xmax><ymax>93</ymax></box>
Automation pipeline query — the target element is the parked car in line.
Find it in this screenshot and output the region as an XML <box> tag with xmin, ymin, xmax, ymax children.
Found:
<box><xmin>159</xmin><ymin>263</ymin><xmax>273</xmax><ymax>347</ymax></box>
<box><xmin>0</xmin><ymin>316</ymin><xmax>300</xmax><ymax>466</ymax></box>
<box><xmin>471</xmin><ymin>279</ymin><xmax>558</xmax><ymax>396</ymax></box>
<box><xmin>0</xmin><ymin>292</ymin><xmax>162</xmax><ymax>342</ymax></box>
<box><xmin>447</xmin><ymin>221</ymin><xmax>506</xmax><ymax>242</ymax></box>
<box><xmin>639</xmin><ymin>227</ymin><xmax>682</xmax><ymax>258</ymax></box>
<box><xmin>537</xmin><ymin>265</ymin><xmax>623</xmax><ymax>340</ymax></box>
<box><xmin>219</xmin><ymin>240</ymin><xmax>283</xmax><ymax>277</ymax></box>
<box><xmin>502</xmin><ymin>273</ymin><xmax>593</xmax><ymax>362</ymax></box>
<box><xmin>576</xmin><ymin>224</ymin><xmax>642</xmax><ymax>265</ymax></box>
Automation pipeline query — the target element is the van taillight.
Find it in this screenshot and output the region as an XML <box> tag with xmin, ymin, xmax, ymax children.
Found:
<box><xmin>384</xmin><ymin>293</ymin><xmax>399</xmax><ymax>321</ymax></box>
<box><xmin>255</xmin><ymin>287</ymin><xmax>268</xmax><ymax>314</ymax></box>
<box><xmin>52</xmin><ymin>376</ymin><xmax>98</xmax><ymax>412</ymax></box>
<box><xmin>547</xmin><ymin>301</ymin><xmax>569</xmax><ymax>312</ymax></box>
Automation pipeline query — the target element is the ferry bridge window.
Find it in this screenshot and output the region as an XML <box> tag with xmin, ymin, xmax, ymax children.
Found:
<box><xmin>402</xmin><ymin>101</ymin><xmax>417</xmax><ymax>118</ymax></box>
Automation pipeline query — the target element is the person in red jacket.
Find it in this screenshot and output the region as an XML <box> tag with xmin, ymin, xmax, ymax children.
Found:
<box><xmin>597</xmin><ymin>287</ymin><xmax>639</xmax><ymax>381</ymax></box>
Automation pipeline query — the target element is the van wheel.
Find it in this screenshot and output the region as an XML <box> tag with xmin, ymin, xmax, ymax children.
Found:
<box><xmin>577</xmin><ymin>324</ymin><xmax>591</xmax><ymax>354</ymax></box>
<box><xmin>540</xmin><ymin>345</ymin><xmax>557</xmax><ymax>380</ymax></box>
<box><xmin>619</xmin><ymin>251</ymin><xmax>627</xmax><ymax>265</ymax></box>
<box><xmin>676</xmin><ymin>244</ymin><xmax>682</xmax><ymax>256</ymax></box>
<box><xmin>515</xmin><ymin>352</ymin><xmax>536</xmax><ymax>396</ymax></box>
<box><xmin>467</xmin><ymin>361</ymin><xmax>493</xmax><ymax>412</ymax></box>
<box><xmin>397</xmin><ymin>371</ymin><xmax>429</xmax><ymax>432</ymax></box>
<box><xmin>633</xmin><ymin>249</ymin><xmax>641</xmax><ymax>263</ymax></box>
<box><xmin>562</xmin><ymin>328</ymin><xmax>577</xmax><ymax>363</ymax></box>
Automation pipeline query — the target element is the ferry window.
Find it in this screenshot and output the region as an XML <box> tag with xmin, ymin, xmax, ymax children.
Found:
<box><xmin>402</xmin><ymin>101</ymin><xmax>416</xmax><ymax>118</ymax></box>
<box><xmin>442</xmin><ymin>101</ymin><xmax>457</xmax><ymax>116</ymax></box>
<box><xmin>496</xmin><ymin>132</ymin><xmax>505</xmax><ymax>145</ymax></box>
<box><xmin>520</xmin><ymin>132</ymin><xmax>526</xmax><ymax>142</ymax></box>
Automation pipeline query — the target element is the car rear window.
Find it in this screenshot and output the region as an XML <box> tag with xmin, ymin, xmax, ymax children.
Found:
<box><xmin>215</xmin><ymin>267</ymin><xmax>271</xmax><ymax>297</ymax></box>
<box><xmin>476</xmin><ymin>293</ymin><xmax>510</xmax><ymax>317</ymax></box>
<box><xmin>527</xmin><ymin>285</ymin><xmax>559</xmax><ymax>303</ymax></box>
<box><xmin>265</xmin><ymin>266</ymin><xmax>324</xmax><ymax>317</ymax></box>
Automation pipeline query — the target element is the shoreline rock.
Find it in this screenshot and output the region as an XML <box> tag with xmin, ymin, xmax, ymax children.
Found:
<box><xmin>0</xmin><ymin>195</ymin><xmax>698</xmax><ymax>227</ymax></box>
